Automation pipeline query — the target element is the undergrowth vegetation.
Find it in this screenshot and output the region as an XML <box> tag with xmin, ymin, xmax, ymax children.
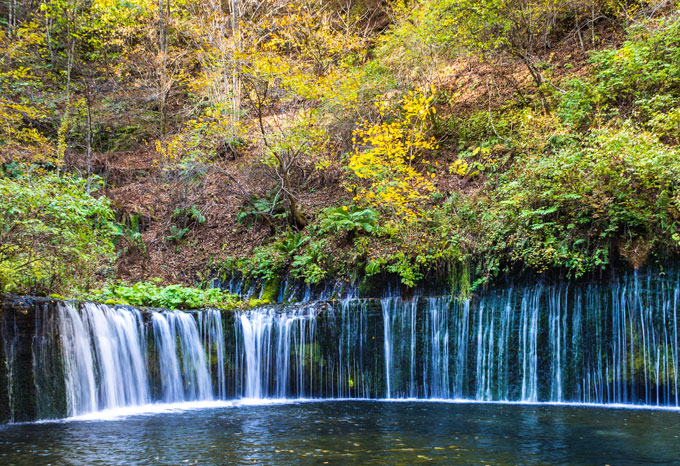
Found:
<box><xmin>218</xmin><ymin>5</ymin><xmax>680</xmax><ymax>292</ymax></box>
<box><xmin>79</xmin><ymin>280</ymin><xmax>240</xmax><ymax>310</ymax></box>
<box><xmin>0</xmin><ymin>173</ymin><xmax>115</xmax><ymax>294</ymax></box>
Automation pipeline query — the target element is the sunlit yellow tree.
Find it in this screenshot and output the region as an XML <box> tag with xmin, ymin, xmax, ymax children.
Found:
<box><xmin>349</xmin><ymin>90</ymin><xmax>438</xmax><ymax>221</ymax></box>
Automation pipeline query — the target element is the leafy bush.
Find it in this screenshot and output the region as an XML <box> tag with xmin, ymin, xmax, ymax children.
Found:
<box><xmin>319</xmin><ymin>206</ymin><xmax>379</xmax><ymax>235</ymax></box>
<box><xmin>557</xmin><ymin>78</ymin><xmax>595</xmax><ymax>128</ymax></box>
<box><xmin>592</xmin><ymin>16</ymin><xmax>680</xmax><ymax>106</ymax></box>
<box><xmin>172</xmin><ymin>205</ymin><xmax>206</xmax><ymax>227</ymax></box>
<box><xmin>0</xmin><ymin>173</ymin><xmax>115</xmax><ymax>295</ymax></box>
<box><xmin>167</xmin><ymin>225</ymin><xmax>190</xmax><ymax>243</ymax></box>
<box><xmin>111</xmin><ymin>214</ymin><xmax>146</xmax><ymax>256</ymax></box>
<box><xmin>290</xmin><ymin>239</ymin><xmax>329</xmax><ymax>284</ymax></box>
<box><xmin>474</xmin><ymin>125</ymin><xmax>680</xmax><ymax>277</ymax></box>
<box><xmin>553</xmin><ymin>13</ymin><xmax>680</xmax><ymax>136</ymax></box>
<box><xmin>349</xmin><ymin>91</ymin><xmax>438</xmax><ymax>221</ymax></box>
<box><xmin>244</xmin><ymin>245</ymin><xmax>286</xmax><ymax>282</ymax></box>
<box><xmin>275</xmin><ymin>231</ymin><xmax>308</xmax><ymax>255</ymax></box>
<box><xmin>83</xmin><ymin>280</ymin><xmax>239</xmax><ymax>310</ymax></box>
<box><xmin>168</xmin><ymin>205</ymin><xmax>206</xmax><ymax>242</ymax></box>
<box><xmin>237</xmin><ymin>193</ymin><xmax>287</xmax><ymax>227</ymax></box>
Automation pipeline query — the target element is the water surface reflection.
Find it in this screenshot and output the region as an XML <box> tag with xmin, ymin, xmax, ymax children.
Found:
<box><xmin>1</xmin><ymin>401</ymin><xmax>679</xmax><ymax>465</ymax></box>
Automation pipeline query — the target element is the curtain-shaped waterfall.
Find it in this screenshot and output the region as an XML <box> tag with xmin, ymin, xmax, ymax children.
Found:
<box><xmin>51</xmin><ymin>303</ymin><xmax>226</xmax><ymax>418</ymax></box>
<box><xmin>232</xmin><ymin>269</ymin><xmax>680</xmax><ymax>406</ymax></box>
<box><xmin>234</xmin><ymin>306</ymin><xmax>318</xmax><ymax>398</ymax></box>
<box><xmin>4</xmin><ymin>266</ymin><xmax>680</xmax><ymax>423</ymax></box>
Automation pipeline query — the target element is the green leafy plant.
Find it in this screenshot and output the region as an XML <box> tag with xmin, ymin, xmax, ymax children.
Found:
<box><xmin>319</xmin><ymin>206</ymin><xmax>379</xmax><ymax>236</ymax></box>
<box><xmin>167</xmin><ymin>225</ymin><xmax>190</xmax><ymax>243</ymax></box>
<box><xmin>237</xmin><ymin>193</ymin><xmax>287</xmax><ymax>228</ymax></box>
<box><xmin>290</xmin><ymin>239</ymin><xmax>329</xmax><ymax>284</ymax></box>
<box><xmin>0</xmin><ymin>173</ymin><xmax>115</xmax><ymax>295</ymax></box>
<box><xmin>172</xmin><ymin>205</ymin><xmax>206</xmax><ymax>226</ymax></box>
<box><xmin>557</xmin><ymin>78</ymin><xmax>594</xmax><ymax>128</ymax></box>
<box><xmin>167</xmin><ymin>205</ymin><xmax>206</xmax><ymax>243</ymax></box>
<box><xmin>473</xmin><ymin>124</ymin><xmax>680</xmax><ymax>277</ymax></box>
<box><xmin>244</xmin><ymin>245</ymin><xmax>285</xmax><ymax>282</ymax></box>
<box><xmin>275</xmin><ymin>231</ymin><xmax>308</xmax><ymax>255</ymax></box>
<box><xmin>111</xmin><ymin>213</ymin><xmax>146</xmax><ymax>256</ymax></box>
<box><xmin>83</xmin><ymin>280</ymin><xmax>239</xmax><ymax>310</ymax></box>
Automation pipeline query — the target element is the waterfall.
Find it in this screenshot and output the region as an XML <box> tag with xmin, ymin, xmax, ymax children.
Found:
<box><xmin>234</xmin><ymin>306</ymin><xmax>318</xmax><ymax>398</ymax></box>
<box><xmin>5</xmin><ymin>265</ymin><xmax>680</xmax><ymax>423</ymax></box>
<box><xmin>230</xmin><ymin>267</ymin><xmax>680</xmax><ymax>406</ymax></box>
<box><xmin>151</xmin><ymin>311</ymin><xmax>213</xmax><ymax>402</ymax></box>
<box><xmin>382</xmin><ymin>298</ymin><xmax>393</xmax><ymax>398</ymax></box>
<box><xmin>58</xmin><ymin>303</ymin><xmax>99</xmax><ymax>415</ymax></box>
<box><xmin>199</xmin><ymin>310</ymin><xmax>227</xmax><ymax>399</ymax></box>
<box><xmin>53</xmin><ymin>303</ymin><xmax>225</xmax><ymax>417</ymax></box>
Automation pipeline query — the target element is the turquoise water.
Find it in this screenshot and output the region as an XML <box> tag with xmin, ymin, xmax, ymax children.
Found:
<box><xmin>1</xmin><ymin>400</ymin><xmax>679</xmax><ymax>465</ymax></box>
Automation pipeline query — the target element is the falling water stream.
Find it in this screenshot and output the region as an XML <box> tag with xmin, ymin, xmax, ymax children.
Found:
<box><xmin>47</xmin><ymin>303</ymin><xmax>225</xmax><ymax>418</ymax></box>
<box><xmin>232</xmin><ymin>269</ymin><xmax>680</xmax><ymax>405</ymax></box>
<box><xmin>3</xmin><ymin>267</ymin><xmax>680</xmax><ymax>425</ymax></box>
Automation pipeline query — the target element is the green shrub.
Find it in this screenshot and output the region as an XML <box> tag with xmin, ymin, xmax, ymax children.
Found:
<box><xmin>111</xmin><ymin>213</ymin><xmax>146</xmax><ymax>256</ymax></box>
<box><xmin>167</xmin><ymin>225</ymin><xmax>190</xmax><ymax>243</ymax></box>
<box><xmin>557</xmin><ymin>78</ymin><xmax>595</xmax><ymax>128</ymax></box>
<box><xmin>171</xmin><ymin>205</ymin><xmax>206</xmax><ymax>227</ymax></box>
<box><xmin>83</xmin><ymin>280</ymin><xmax>239</xmax><ymax>310</ymax></box>
<box><xmin>237</xmin><ymin>192</ymin><xmax>287</xmax><ymax>227</ymax></box>
<box><xmin>0</xmin><ymin>173</ymin><xmax>115</xmax><ymax>295</ymax></box>
<box><xmin>290</xmin><ymin>239</ymin><xmax>329</xmax><ymax>284</ymax></box>
<box><xmin>274</xmin><ymin>231</ymin><xmax>308</xmax><ymax>255</ymax></box>
<box><xmin>475</xmin><ymin>125</ymin><xmax>680</xmax><ymax>277</ymax></box>
<box><xmin>319</xmin><ymin>206</ymin><xmax>379</xmax><ymax>235</ymax></box>
<box><xmin>246</xmin><ymin>245</ymin><xmax>285</xmax><ymax>282</ymax></box>
<box><xmin>590</xmin><ymin>13</ymin><xmax>680</xmax><ymax>135</ymax></box>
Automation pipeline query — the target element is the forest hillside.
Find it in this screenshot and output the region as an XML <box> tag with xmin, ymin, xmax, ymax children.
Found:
<box><xmin>2</xmin><ymin>0</ymin><xmax>680</xmax><ymax>307</ymax></box>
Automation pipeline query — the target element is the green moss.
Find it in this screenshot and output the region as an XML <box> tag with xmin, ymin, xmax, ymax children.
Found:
<box><xmin>358</xmin><ymin>275</ymin><xmax>384</xmax><ymax>298</ymax></box>
<box><xmin>246</xmin><ymin>298</ymin><xmax>271</xmax><ymax>308</ymax></box>
<box><xmin>448</xmin><ymin>260</ymin><xmax>471</xmax><ymax>300</ymax></box>
<box><xmin>260</xmin><ymin>275</ymin><xmax>282</xmax><ymax>303</ymax></box>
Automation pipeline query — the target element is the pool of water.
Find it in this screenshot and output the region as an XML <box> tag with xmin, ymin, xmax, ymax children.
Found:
<box><xmin>1</xmin><ymin>400</ymin><xmax>679</xmax><ymax>465</ymax></box>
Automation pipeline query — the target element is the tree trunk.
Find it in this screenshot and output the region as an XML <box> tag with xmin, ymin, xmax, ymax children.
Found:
<box><xmin>287</xmin><ymin>193</ymin><xmax>307</xmax><ymax>229</ymax></box>
<box><xmin>520</xmin><ymin>54</ymin><xmax>549</xmax><ymax>114</ymax></box>
<box><xmin>231</xmin><ymin>0</ymin><xmax>240</xmax><ymax>130</ymax></box>
<box><xmin>85</xmin><ymin>80</ymin><xmax>93</xmax><ymax>192</ymax></box>
<box><xmin>158</xmin><ymin>0</ymin><xmax>169</xmax><ymax>142</ymax></box>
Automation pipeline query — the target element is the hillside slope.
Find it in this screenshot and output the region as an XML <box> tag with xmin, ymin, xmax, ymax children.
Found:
<box><xmin>2</xmin><ymin>0</ymin><xmax>680</xmax><ymax>299</ymax></box>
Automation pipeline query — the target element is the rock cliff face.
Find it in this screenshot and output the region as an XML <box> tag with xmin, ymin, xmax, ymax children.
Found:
<box><xmin>0</xmin><ymin>297</ymin><xmax>67</xmax><ymax>423</ymax></box>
